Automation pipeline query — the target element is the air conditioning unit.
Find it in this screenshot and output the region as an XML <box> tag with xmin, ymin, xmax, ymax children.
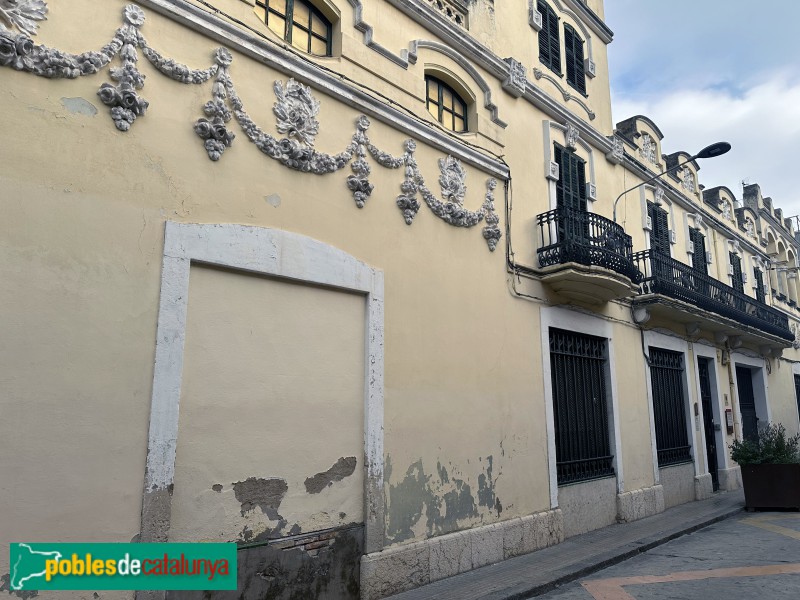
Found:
<box><xmin>706</xmin><ymin>251</ymin><xmax>713</xmax><ymax>264</ymax></box>
<box><xmin>728</xmin><ymin>264</ymin><xmax>734</xmax><ymax>276</ymax></box>
<box><xmin>670</xmin><ymin>230</ymin><xmax>677</xmax><ymax>244</ymax></box>
<box><xmin>529</xmin><ymin>8</ymin><xmax>543</xmax><ymax>30</ymax></box>
<box><xmin>586</xmin><ymin>182</ymin><xmax>597</xmax><ymax>200</ymax></box>
<box><xmin>646</xmin><ymin>216</ymin><xmax>652</xmax><ymax>230</ymax></box>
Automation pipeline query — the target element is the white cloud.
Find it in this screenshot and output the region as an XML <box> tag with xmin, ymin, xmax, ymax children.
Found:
<box><xmin>606</xmin><ymin>0</ymin><xmax>800</xmax><ymax>220</ymax></box>
<box><xmin>612</xmin><ymin>72</ymin><xmax>800</xmax><ymax>218</ymax></box>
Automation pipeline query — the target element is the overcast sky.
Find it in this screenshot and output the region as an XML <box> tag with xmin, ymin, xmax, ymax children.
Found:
<box><xmin>605</xmin><ymin>0</ymin><xmax>800</xmax><ymax>219</ymax></box>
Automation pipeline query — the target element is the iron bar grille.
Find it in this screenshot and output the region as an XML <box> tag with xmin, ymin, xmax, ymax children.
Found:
<box><xmin>634</xmin><ymin>250</ymin><xmax>794</xmax><ymax>341</ymax></box>
<box><xmin>549</xmin><ymin>328</ymin><xmax>614</xmax><ymax>484</ymax></box>
<box><xmin>537</xmin><ymin>208</ymin><xmax>640</xmax><ymax>282</ymax></box>
<box><xmin>649</xmin><ymin>347</ymin><xmax>692</xmax><ymax>467</ymax></box>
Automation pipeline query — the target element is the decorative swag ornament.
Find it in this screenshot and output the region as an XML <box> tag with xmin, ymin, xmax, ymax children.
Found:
<box><xmin>0</xmin><ymin>2</ymin><xmax>501</xmax><ymax>251</ymax></box>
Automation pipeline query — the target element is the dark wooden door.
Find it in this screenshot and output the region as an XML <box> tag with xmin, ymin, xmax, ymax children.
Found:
<box><xmin>736</xmin><ymin>366</ymin><xmax>758</xmax><ymax>441</ymax></box>
<box><xmin>698</xmin><ymin>359</ymin><xmax>719</xmax><ymax>491</ymax></box>
<box><xmin>794</xmin><ymin>375</ymin><xmax>800</xmax><ymax>426</ymax></box>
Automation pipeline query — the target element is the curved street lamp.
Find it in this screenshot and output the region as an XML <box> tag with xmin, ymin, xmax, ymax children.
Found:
<box><xmin>612</xmin><ymin>141</ymin><xmax>731</xmax><ymax>223</ymax></box>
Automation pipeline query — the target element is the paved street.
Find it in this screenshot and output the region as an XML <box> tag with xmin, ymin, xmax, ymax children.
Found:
<box><xmin>535</xmin><ymin>512</ymin><xmax>800</xmax><ymax>600</ymax></box>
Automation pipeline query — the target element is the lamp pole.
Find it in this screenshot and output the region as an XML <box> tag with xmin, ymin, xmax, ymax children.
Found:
<box><xmin>612</xmin><ymin>141</ymin><xmax>731</xmax><ymax>223</ymax></box>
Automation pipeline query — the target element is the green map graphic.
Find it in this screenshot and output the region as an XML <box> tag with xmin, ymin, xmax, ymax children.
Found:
<box><xmin>10</xmin><ymin>543</ymin><xmax>62</xmax><ymax>590</ymax></box>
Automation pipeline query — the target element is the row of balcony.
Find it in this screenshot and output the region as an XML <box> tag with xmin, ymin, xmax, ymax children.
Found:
<box><xmin>535</xmin><ymin>208</ymin><xmax>794</xmax><ymax>346</ymax></box>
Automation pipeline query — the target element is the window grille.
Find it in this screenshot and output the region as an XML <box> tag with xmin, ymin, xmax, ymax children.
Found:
<box><xmin>549</xmin><ymin>328</ymin><xmax>614</xmax><ymax>484</ymax></box>
<box><xmin>649</xmin><ymin>347</ymin><xmax>691</xmax><ymax>466</ymax></box>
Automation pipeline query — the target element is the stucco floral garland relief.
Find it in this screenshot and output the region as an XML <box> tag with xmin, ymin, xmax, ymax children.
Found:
<box><xmin>0</xmin><ymin>3</ymin><xmax>501</xmax><ymax>251</ymax></box>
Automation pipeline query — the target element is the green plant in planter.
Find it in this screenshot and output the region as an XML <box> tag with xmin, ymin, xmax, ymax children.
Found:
<box><xmin>729</xmin><ymin>423</ymin><xmax>800</xmax><ymax>465</ymax></box>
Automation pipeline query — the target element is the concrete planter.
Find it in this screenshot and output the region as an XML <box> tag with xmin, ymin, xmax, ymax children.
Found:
<box><xmin>741</xmin><ymin>464</ymin><xmax>800</xmax><ymax>510</ymax></box>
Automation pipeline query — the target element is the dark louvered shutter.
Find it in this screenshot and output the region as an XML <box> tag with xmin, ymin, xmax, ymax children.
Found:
<box><xmin>690</xmin><ymin>228</ymin><xmax>707</xmax><ymax>274</ymax></box>
<box><xmin>555</xmin><ymin>144</ymin><xmax>587</xmax><ymax>213</ymax></box>
<box><xmin>754</xmin><ymin>268</ymin><xmax>765</xmax><ymax>303</ymax></box>
<box><xmin>564</xmin><ymin>24</ymin><xmax>586</xmax><ymax>95</ymax></box>
<box><xmin>538</xmin><ymin>2</ymin><xmax>561</xmax><ymax>74</ymax></box>
<box><xmin>730</xmin><ymin>253</ymin><xmax>744</xmax><ymax>293</ymax></box>
<box><xmin>648</xmin><ymin>202</ymin><xmax>670</xmax><ymax>255</ymax></box>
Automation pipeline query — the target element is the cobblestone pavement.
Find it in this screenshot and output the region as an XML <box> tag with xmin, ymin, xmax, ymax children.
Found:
<box><xmin>535</xmin><ymin>512</ymin><xmax>800</xmax><ymax>600</ymax></box>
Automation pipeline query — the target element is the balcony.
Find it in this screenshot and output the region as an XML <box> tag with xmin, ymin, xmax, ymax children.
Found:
<box><xmin>536</xmin><ymin>208</ymin><xmax>640</xmax><ymax>304</ymax></box>
<box><xmin>633</xmin><ymin>250</ymin><xmax>794</xmax><ymax>346</ymax></box>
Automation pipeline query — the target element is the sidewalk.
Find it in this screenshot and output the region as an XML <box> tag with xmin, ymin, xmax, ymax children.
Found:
<box><xmin>387</xmin><ymin>489</ymin><xmax>745</xmax><ymax>600</ymax></box>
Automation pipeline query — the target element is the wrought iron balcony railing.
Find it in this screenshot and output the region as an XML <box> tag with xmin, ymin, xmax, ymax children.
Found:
<box><xmin>537</xmin><ymin>208</ymin><xmax>640</xmax><ymax>282</ymax></box>
<box><xmin>633</xmin><ymin>250</ymin><xmax>794</xmax><ymax>341</ymax></box>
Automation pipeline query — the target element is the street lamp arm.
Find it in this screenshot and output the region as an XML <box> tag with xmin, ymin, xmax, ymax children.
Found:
<box><xmin>612</xmin><ymin>156</ymin><xmax>696</xmax><ymax>223</ymax></box>
<box><xmin>611</xmin><ymin>141</ymin><xmax>730</xmax><ymax>223</ymax></box>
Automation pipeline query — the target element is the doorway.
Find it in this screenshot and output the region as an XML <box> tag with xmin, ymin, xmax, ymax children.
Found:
<box><xmin>697</xmin><ymin>358</ymin><xmax>719</xmax><ymax>491</ymax></box>
<box><xmin>736</xmin><ymin>365</ymin><xmax>758</xmax><ymax>441</ymax></box>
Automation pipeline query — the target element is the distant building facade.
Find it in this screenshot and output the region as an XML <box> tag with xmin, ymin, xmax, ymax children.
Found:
<box><xmin>2</xmin><ymin>0</ymin><xmax>800</xmax><ymax>598</ymax></box>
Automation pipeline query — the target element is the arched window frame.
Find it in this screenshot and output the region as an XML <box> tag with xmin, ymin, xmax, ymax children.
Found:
<box><xmin>564</xmin><ymin>22</ymin><xmax>586</xmax><ymax>95</ymax></box>
<box><xmin>425</xmin><ymin>75</ymin><xmax>469</xmax><ymax>133</ymax></box>
<box><xmin>255</xmin><ymin>0</ymin><xmax>333</xmax><ymax>57</ymax></box>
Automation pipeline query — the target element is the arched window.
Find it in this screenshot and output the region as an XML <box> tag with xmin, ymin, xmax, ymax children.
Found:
<box><xmin>255</xmin><ymin>0</ymin><xmax>332</xmax><ymax>56</ymax></box>
<box><xmin>564</xmin><ymin>23</ymin><xmax>586</xmax><ymax>95</ymax></box>
<box><xmin>425</xmin><ymin>76</ymin><xmax>468</xmax><ymax>133</ymax></box>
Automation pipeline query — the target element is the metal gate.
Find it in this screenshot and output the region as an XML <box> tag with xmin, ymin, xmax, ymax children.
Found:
<box><xmin>549</xmin><ymin>328</ymin><xmax>614</xmax><ymax>484</ymax></box>
<box><xmin>649</xmin><ymin>348</ymin><xmax>691</xmax><ymax>466</ymax></box>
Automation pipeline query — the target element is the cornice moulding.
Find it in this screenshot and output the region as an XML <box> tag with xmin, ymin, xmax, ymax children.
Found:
<box><xmin>559</xmin><ymin>0</ymin><xmax>613</xmax><ymax>43</ymax></box>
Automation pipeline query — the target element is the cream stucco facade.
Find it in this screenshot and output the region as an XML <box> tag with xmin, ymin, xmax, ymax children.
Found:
<box><xmin>2</xmin><ymin>1</ymin><xmax>800</xmax><ymax>599</ymax></box>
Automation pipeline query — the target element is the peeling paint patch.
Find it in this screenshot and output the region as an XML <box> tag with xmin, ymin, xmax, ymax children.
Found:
<box><xmin>265</xmin><ymin>193</ymin><xmax>281</xmax><ymax>207</ymax></box>
<box><xmin>60</xmin><ymin>96</ymin><xmax>97</xmax><ymax>117</ymax></box>
<box><xmin>232</xmin><ymin>477</ymin><xmax>288</xmax><ymax>518</ymax></box>
<box><xmin>0</xmin><ymin>573</ymin><xmax>38</xmax><ymax>598</ymax></box>
<box><xmin>211</xmin><ymin>484</ymin><xmax>223</xmax><ymax>492</ymax></box>
<box><xmin>478</xmin><ymin>455</ymin><xmax>502</xmax><ymax>516</ymax></box>
<box><xmin>386</xmin><ymin>460</ymin><xmax>433</xmax><ymax>542</ymax></box>
<box><xmin>305</xmin><ymin>457</ymin><xmax>357</xmax><ymax>494</ymax></box>
<box><xmin>386</xmin><ymin>456</ymin><xmax>504</xmax><ymax>543</ymax></box>
<box><xmin>238</xmin><ymin>517</ymin><xmax>290</xmax><ymax>544</ymax></box>
<box><xmin>437</xmin><ymin>461</ymin><xmax>449</xmax><ymax>484</ymax></box>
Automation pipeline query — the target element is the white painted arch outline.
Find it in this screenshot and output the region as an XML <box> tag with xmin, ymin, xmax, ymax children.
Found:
<box><xmin>142</xmin><ymin>221</ymin><xmax>385</xmax><ymax>553</ymax></box>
